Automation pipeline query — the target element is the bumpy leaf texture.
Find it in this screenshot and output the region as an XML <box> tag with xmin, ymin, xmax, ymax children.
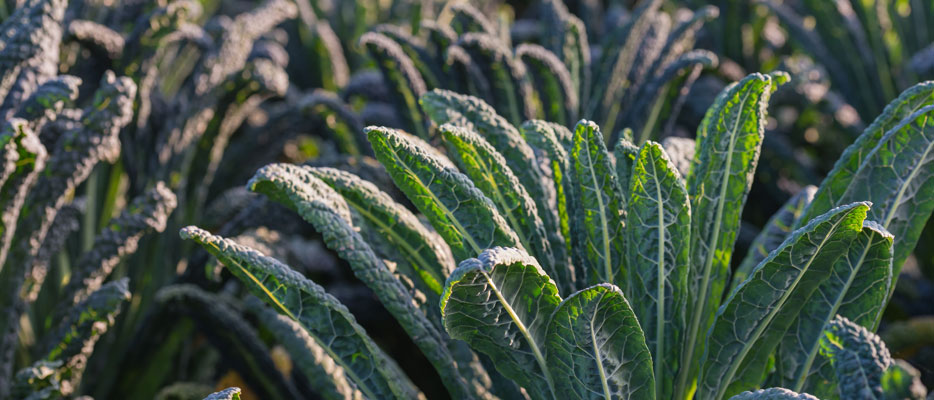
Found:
<box><xmin>545</xmin><ymin>283</ymin><xmax>655</xmax><ymax>400</ymax></box>
<box><xmin>441</xmin><ymin>247</ymin><xmax>560</xmax><ymax>400</ymax></box>
<box><xmin>181</xmin><ymin>226</ymin><xmax>422</xmax><ymax>399</ymax></box>
<box><xmin>698</xmin><ymin>202</ymin><xmax>868</xmax><ymax>400</ymax></box>
<box><xmin>367</xmin><ymin>125</ymin><xmax>520</xmax><ymax>261</ymax></box>
<box><xmin>247</xmin><ymin>163</ymin><xmax>487</xmax><ymax>399</ymax></box>
<box><xmin>679</xmin><ymin>72</ymin><xmax>786</xmax><ymax>400</ymax></box>
<box><xmin>625</xmin><ymin>141</ymin><xmax>690</xmax><ymax>399</ymax></box>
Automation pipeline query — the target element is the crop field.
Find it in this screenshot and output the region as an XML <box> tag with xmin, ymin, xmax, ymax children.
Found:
<box><xmin>1</xmin><ymin>0</ymin><xmax>934</xmax><ymax>399</ymax></box>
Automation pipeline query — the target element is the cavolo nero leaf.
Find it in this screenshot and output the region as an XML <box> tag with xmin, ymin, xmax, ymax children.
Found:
<box><xmin>419</xmin><ymin>90</ymin><xmax>561</xmax><ymax>256</ymax></box>
<box><xmin>441</xmin><ymin>247</ymin><xmax>560</xmax><ymax>400</ymax></box>
<box><xmin>180</xmin><ymin>226</ymin><xmax>422</xmax><ymax>400</ymax></box>
<box><xmin>697</xmin><ymin>202</ymin><xmax>869</xmax><ymax>400</ymax></box>
<box><xmin>570</xmin><ymin>120</ymin><xmax>626</xmax><ymax>286</ymax></box>
<box><xmin>367</xmin><ymin>125</ymin><xmax>520</xmax><ymax>261</ymax></box>
<box><xmin>679</xmin><ymin>72</ymin><xmax>787</xmax><ymax>399</ymax></box>
<box><xmin>798</xmin><ymin>81</ymin><xmax>934</xmax><ymax>229</ymax></box>
<box><xmin>779</xmin><ymin>221</ymin><xmax>894</xmax><ymax>396</ymax></box>
<box><xmin>306</xmin><ymin>166</ymin><xmax>455</xmax><ymax>297</ymax></box>
<box><xmin>439</xmin><ymin>123</ymin><xmax>556</xmax><ymax>282</ymax></box>
<box><xmin>625</xmin><ymin>141</ymin><xmax>690</xmax><ymax>400</ymax></box>
<box><xmin>613</xmin><ymin>137</ymin><xmax>639</xmax><ymax>203</ymax></box>
<box><xmin>805</xmin><ymin>101</ymin><xmax>934</xmax><ymax>276</ymax></box>
<box><xmin>246</xmin><ymin>163</ymin><xmax>486</xmax><ymax>399</ymax></box>
<box><xmin>545</xmin><ymin>283</ymin><xmax>655</xmax><ymax>400</ymax></box>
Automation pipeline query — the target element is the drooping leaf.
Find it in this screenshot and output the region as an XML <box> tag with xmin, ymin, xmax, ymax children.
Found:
<box><xmin>439</xmin><ymin>123</ymin><xmax>555</xmax><ymax>280</ymax></box>
<box><xmin>697</xmin><ymin>202</ymin><xmax>869</xmax><ymax>400</ymax></box>
<box><xmin>780</xmin><ymin>221</ymin><xmax>895</xmax><ymax>395</ymax></box>
<box><xmin>545</xmin><ymin>283</ymin><xmax>655</xmax><ymax>400</ymax></box>
<box><xmin>306</xmin><ymin>166</ymin><xmax>454</xmax><ymax>297</ymax></box>
<box><xmin>570</xmin><ymin>120</ymin><xmax>626</xmax><ymax>286</ymax></box>
<box><xmin>367</xmin><ymin>125</ymin><xmax>520</xmax><ymax>261</ymax></box>
<box><xmin>440</xmin><ymin>247</ymin><xmax>561</xmax><ymax>400</ymax></box>
<box><xmin>156</xmin><ymin>285</ymin><xmax>301</xmax><ymax>400</ymax></box>
<box><xmin>679</xmin><ymin>72</ymin><xmax>786</xmax><ymax>399</ymax></box>
<box><xmin>245</xmin><ymin>297</ymin><xmax>363</xmax><ymax>400</ymax></box>
<box><xmin>448</xmin><ymin>3</ymin><xmax>498</xmax><ymax>38</ymax></box>
<box><xmin>613</xmin><ymin>136</ymin><xmax>639</xmax><ymax>201</ymax></box>
<box><xmin>0</xmin><ymin>72</ymin><xmax>135</xmax><ymax>392</ymax></box>
<box><xmin>246</xmin><ymin>163</ymin><xmax>488</xmax><ymax>399</ymax></box>
<box><xmin>61</xmin><ymin>182</ymin><xmax>176</xmax><ymax>306</ymax></box>
<box><xmin>626</xmin><ymin>141</ymin><xmax>690</xmax><ymax>399</ymax></box>
<box><xmin>180</xmin><ymin>226</ymin><xmax>422</xmax><ymax>400</ymax></box>
<box><xmin>819</xmin><ymin>315</ymin><xmax>892</xmax><ymax>400</ymax></box>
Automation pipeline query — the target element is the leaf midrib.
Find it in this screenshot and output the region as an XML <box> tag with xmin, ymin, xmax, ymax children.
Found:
<box><xmin>650</xmin><ymin>151</ymin><xmax>667</xmax><ymax>397</ymax></box>
<box><xmin>579</xmin><ymin>129</ymin><xmax>614</xmax><ymax>283</ymax></box>
<box><xmin>208</xmin><ymin>244</ymin><xmax>382</xmax><ymax>400</ymax></box>
<box><xmin>480</xmin><ymin>268</ymin><xmax>556</xmax><ymax>396</ymax></box>
<box><xmin>384</xmin><ymin>138</ymin><xmax>484</xmax><ymax>255</ymax></box>
<box><xmin>680</xmin><ymin>85</ymin><xmax>756</xmax><ymax>398</ymax></box>
<box><xmin>715</xmin><ymin>214</ymin><xmax>849</xmax><ymax>400</ymax></box>
<box><xmin>792</xmin><ymin>235</ymin><xmax>873</xmax><ymax>391</ymax></box>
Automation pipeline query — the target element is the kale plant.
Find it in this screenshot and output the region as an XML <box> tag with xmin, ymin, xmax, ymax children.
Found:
<box><xmin>184</xmin><ymin>67</ymin><xmax>934</xmax><ymax>399</ymax></box>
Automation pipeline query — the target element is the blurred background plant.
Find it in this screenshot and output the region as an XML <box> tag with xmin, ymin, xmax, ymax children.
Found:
<box><xmin>0</xmin><ymin>0</ymin><xmax>932</xmax><ymax>398</ymax></box>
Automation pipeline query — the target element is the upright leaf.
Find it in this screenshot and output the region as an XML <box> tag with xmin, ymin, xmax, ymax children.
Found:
<box><xmin>697</xmin><ymin>202</ymin><xmax>868</xmax><ymax>400</ymax></box>
<box><xmin>570</xmin><ymin>120</ymin><xmax>626</xmax><ymax>286</ymax></box>
<box><xmin>367</xmin><ymin>125</ymin><xmax>520</xmax><ymax>261</ymax></box>
<box><xmin>545</xmin><ymin>283</ymin><xmax>655</xmax><ymax>400</ymax></box>
<box><xmin>360</xmin><ymin>32</ymin><xmax>429</xmax><ymax>140</ymax></box>
<box><xmin>516</xmin><ymin>44</ymin><xmax>578</xmax><ymax>126</ymax></box>
<box><xmin>519</xmin><ymin>120</ymin><xmax>574</xmax><ymax>290</ymax></box>
<box><xmin>455</xmin><ymin>33</ymin><xmax>533</xmax><ymax>127</ymax></box>
<box><xmin>439</xmin><ymin>124</ymin><xmax>556</xmax><ymax>279</ymax></box>
<box><xmin>441</xmin><ymin>247</ymin><xmax>560</xmax><ymax>400</ymax></box>
<box><xmin>679</xmin><ymin>72</ymin><xmax>786</xmax><ymax>399</ymax></box>
<box><xmin>626</xmin><ymin>141</ymin><xmax>690</xmax><ymax>399</ymax></box>
<box><xmin>246</xmin><ymin>298</ymin><xmax>362</xmax><ymax>400</ymax></box>
<box><xmin>780</xmin><ymin>221</ymin><xmax>894</xmax><ymax>396</ymax></box>
<box><xmin>156</xmin><ymin>285</ymin><xmax>301</xmax><ymax>400</ymax></box>
<box><xmin>180</xmin><ymin>226</ymin><xmax>422</xmax><ymax>400</ymax></box>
